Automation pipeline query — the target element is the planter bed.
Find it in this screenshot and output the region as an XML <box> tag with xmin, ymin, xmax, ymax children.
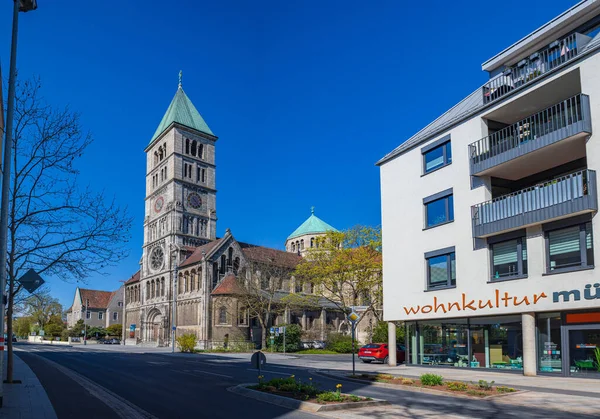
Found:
<box><xmin>348</xmin><ymin>373</ymin><xmax>520</xmax><ymax>399</ymax></box>
<box><xmin>228</xmin><ymin>375</ymin><xmax>388</xmax><ymax>412</ymax></box>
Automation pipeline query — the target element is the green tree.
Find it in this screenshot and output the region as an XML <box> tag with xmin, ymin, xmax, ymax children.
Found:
<box><xmin>294</xmin><ymin>225</ymin><xmax>382</xmax><ymax>317</ymax></box>
<box><xmin>87</xmin><ymin>326</ymin><xmax>107</xmax><ymax>339</ymax></box>
<box><xmin>68</xmin><ymin>319</ymin><xmax>86</xmax><ymax>337</ymax></box>
<box><xmin>23</xmin><ymin>291</ymin><xmax>63</xmax><ymax>332</ymax></box>
<box><xmin>13</xmin><ymin>317</ymin><xmax>32</xmax><ymax>338</ymax></box>
<box><xmin>106</xmin><ymin>324</ymin><xmax>122</xmax><ymax>337</ymax></box>
<box><xmin>44</xmin><ymin>323</ymin><xmax>63</xmax><ymax>338</ymax></box>
<box><xmin>371</xmin><ymin>321</ymin><xmax>405</xmax><ymax>344</ymax></box>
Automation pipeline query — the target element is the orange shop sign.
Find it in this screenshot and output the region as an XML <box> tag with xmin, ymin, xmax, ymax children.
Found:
<box><xmin>403</xmin><ymin>290</ymin><xmax>548</xmax><ymax>316</ymax></box>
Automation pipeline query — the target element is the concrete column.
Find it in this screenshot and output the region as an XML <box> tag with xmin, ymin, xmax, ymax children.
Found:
<box><xmin>301</xmin><ymin>311</ymin><xmax>307</xmax><ymax>331</ymax></box>
<box><xmin>388</xmin><ymin>322</ymin><xmax>397</xmax><ymax>366</ymax></box>
<box><xmin>522</xmin><ymin>312</ymin><xmax>536</xmax><ymax>376</ymax></box>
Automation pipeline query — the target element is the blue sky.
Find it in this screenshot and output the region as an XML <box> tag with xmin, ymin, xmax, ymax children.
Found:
<box><xmin>0</xmin><ymin>0</ymin><xmax>575</xmax><ymax>308</ymax></box>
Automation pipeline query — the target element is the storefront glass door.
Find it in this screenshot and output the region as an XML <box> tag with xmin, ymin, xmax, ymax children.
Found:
<box><xmin>568</xmin><ymin>327</ymin><xmax>600</xmax><ymax>376</ymax></box>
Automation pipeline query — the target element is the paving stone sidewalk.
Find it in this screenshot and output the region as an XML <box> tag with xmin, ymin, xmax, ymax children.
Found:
<box><xmin>0</xmin><ymin>352</ymin><xmax>57</xmax><ymax>419</ymax></box>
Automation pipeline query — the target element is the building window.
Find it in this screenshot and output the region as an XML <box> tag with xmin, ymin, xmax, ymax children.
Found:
<box><xmin>197</xmin><ymin>167</ymin><xmax>200</xmax><ymax>182</ymax></box>
<box><xmin>113</xmin><ymin>312</ymin><xmax>118</xmax><ymax>321</ymax></box>
<box><xmin>546</xmin><ymin>222</ymin><xmax>593</xmax><ymax>273</ymax></box>
<box><xmin>98</xmin><ymin>312</ymin><xmax>104</xmax><ymax>320</ymax></box>
<box><xmin>426</xmin><ymin>247</ymin><xmax>456</xmax><ymax>290</ymax></box>
<box><xmin>424</xmin><ymin>189</ymin><xmax>453</xmax><ymax>228</ymax></box>
<box><xmin>490</xmin><ymin>238</ymin><xmax>527</xmax><ymax>281</ymax></box>
<box><xmin>238</xmin><ymin>306</ymin><xmax>248</xmax><ymax>326</ymax></box>
<box><xmin>86</xmin><ymin>311</ymin><xmax>91</xmax><ymax>319</ymax></box>
<box><xmin>218</xmin><ymin>306</ymin><xmax>228</xmax><ymax>325</ymax></box>
<box><xmin>118</xmin><ymin>302</ymin><xmax>123</xmax><ymax>307</ymax></box>
<box><xmin>198</xmin><ymin>143</ymin><xmax>204</xmax><ymax>159</ymax></box>
<box><xmin>201</xmin><ymin>169</ymin><xmax>206</xmax><ymax>183</ymax></box>
<box><xmin>422</xmin><ymin>137</ymin><xmax>451</xmax><ymax>174</ymax></box>
<box><xmin>295</xmin><ymin>282</ymin><xmax>303</xmax><ymax>293</ymax></box>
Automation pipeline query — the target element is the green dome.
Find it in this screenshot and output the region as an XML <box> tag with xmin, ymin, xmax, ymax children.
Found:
<box><xmin>287</xmin><ymin>209</ymin><xmax>338</xmax><ymax>240</ymax></box>
<box><xmin>150</xmin><ymin>86</ymin><xmax>214</xmax><ymax>145</ymax></box>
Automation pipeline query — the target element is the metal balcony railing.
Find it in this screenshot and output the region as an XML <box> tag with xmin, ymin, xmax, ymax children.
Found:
<box><xmin>471</xmin><ymin>170</ymin><xmax>597</xmax><ymax>237</ymax></box>
<box><xmin>482</xmin><ymin>33</ymin><xmax>592</xmax><ymax>104</ymax></box>
<box><xmin>469</xmin><ymin>94</ymin><xmax>591</xmax><ymax>173</ymax></box>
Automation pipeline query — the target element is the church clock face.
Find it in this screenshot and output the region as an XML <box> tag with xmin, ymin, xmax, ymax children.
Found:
<box><xmin>187</xmin><ymin>192</ymin><xmax>202</xmax><ymax>209</ymax></box>
<box><xmin>150</xmin><ymin>246</ymin><xmax>164</xmax><ymax>272</ymax></box>
<box><xmin>154</xmin><ymin>196</ymin><xmax>164</xmax><ymax>213</ymax></box>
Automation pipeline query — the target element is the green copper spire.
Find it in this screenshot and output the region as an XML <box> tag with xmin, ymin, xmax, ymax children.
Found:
<box><xmin>150</xmin><ymin>73</ymin><xmax>214</xmax><ymax>144</ymax></box>
<box><xmin>287</xmin><ymin>207</ymin><xmax>338</xmax><ymax>240</ymax></box>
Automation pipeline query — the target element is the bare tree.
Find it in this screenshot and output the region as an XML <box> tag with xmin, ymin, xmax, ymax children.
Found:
<box><xmin>4</xmin><ymin>77</ymin><xmax>132</xmax><ymax>382</ymax></box>
<box><xmin>235</xmin><ymin>259</ymin><xmax>315</xmax><ymax>350</ymax></box>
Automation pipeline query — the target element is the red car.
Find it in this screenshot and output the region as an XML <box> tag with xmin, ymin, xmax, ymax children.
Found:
<box><xmin>358</xmin><ymin>343</ymin><xmax>405</xmax><ymax>364</ymax></box>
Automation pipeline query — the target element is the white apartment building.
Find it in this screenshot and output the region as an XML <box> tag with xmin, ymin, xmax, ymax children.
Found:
<box><xmin>378</xmin><ymin>0</ymin><xmax>600</xmax><ymax>377</ymax></box>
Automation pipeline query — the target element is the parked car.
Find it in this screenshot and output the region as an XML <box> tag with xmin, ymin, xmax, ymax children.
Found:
<box><xmin>3</xmin><ymin>334</ymin><xmax>17</xmax><ymax>343</ymax></box>
<box><xmin>358</xmin><ymin>343</ymin><xmax>405</xmax><ymax>364</ymax></box>
<box><xmin>106</xmin><ymin>338</ymin><xmax>120</xmax><ymax>345</ymax></box>
<box><xmin>312</xmin><ymin>340</ymin><xmax>326</xmax><ymax>349</ymax></box>
<box><xmin>300</xmin><ymin>341</ymin><xmax>313</xmax><ymax>349</ymax></box>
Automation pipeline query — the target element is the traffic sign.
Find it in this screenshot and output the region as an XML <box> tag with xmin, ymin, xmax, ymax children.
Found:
<box><xmin>347</xmin><ymin>311</ymin><xmax>360</xmax><ymax>323</ymax></box>
<box><xmin>17</xmin><ymin>269</ymin><xmax>44</xmax><ymax>294</ymax></box>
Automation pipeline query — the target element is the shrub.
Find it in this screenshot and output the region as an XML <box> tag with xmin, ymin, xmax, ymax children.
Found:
<box><xmin>477</xmin><ymin>379</ymin><xmax>495</xmax><ymax>391</ymax></box>
<box><xmin>271</xmin><ymin>324</ymin><xmax>303</xmax><ymax>352</ymax></box>
<box><xmin>325</xmin><ymin>333</ymin><xmax>354</xmax><ymax>353</ymax></box>
<box><xmin>347</xmin><ymin>395</ymin><xmax>362</xmax><ymax>402</ymax></box>
<box><xmin>420</xmin><ymin>374</ymin><xmax>443</xmax><ymax>386</ymax></box>
<box><xmin>402</xmin><ymin>378</ymin><xmax>414</xmax><ymax>385</ymax></box>
<box><xmin>106</xmin><ymin>324</ymin><xmax>122</xmax><ymax>337</ymax></box>
<box><xmin>446</xmin><ymin>381</ymin><xmax>468</xmax><ymax>391</ymax></box>
<box><xmin>317</xmin><ymin>391</ymin><xmax>344</xmax><ymax>403</ymax></box>
<box><xmin>176</xmin><ymin>333</ymin><xmax>197</xmax><ymax>353</ymax></box>
<box><xmin>60</xmin><ymin>329</ymin><xmax>70</xmax><ymax>342</ymax></box>
<box><xmin>496</xmin><ymin>386</ymin><xmax>516</xmax><ymax>393</ymax></box>
<box><xmin>375</xmin><ymin>374</ymin><xmax>394</xmax><ymax>381</ymax></box>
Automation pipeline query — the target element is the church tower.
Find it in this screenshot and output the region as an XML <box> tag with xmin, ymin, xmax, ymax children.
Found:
<box><xmin>139</xmin><ymin>73</ymin><xmax>218</xmax><ymax>344</ymax></box>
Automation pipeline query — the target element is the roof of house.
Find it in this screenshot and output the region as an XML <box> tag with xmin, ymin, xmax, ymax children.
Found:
<box><xmin>239</xmin><ymin>242</ymin><xmax>303</xmax><ymax>269</ymax></box>
<box><xmin>124</xmin><ymin>270</ymin><xmax>140</xmax><ymax>285</ymax></box>
<box><xmin>287</xmin><ymin>209</ymin><xmax>338</xmax><ymax>240</ymax></box>
<box><xmin>211</xmin><ymin>273</ymin><xmax>244</xmax><ymax>296</ymax></box>
<box><xmin>150</xmin><ymin>86</ymin><xmax>214</xmax><ymax>145</ymax></box>
<box><xmin>376</xmin><ymin>17</ymin><xmax>600</xmax><ymax>166</ymax></box>
<box><xmin>179</xmin><ymin>238</ymin><xmax>225</xmax><ymax>268</ymax></box>
<box><xmin>79</xmin><ymin>288</ymin><xmax>115</xmax><ymax>309</ymax></box>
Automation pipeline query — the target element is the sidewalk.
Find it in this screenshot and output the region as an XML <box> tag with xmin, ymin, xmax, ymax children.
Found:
<box><xmin>0</xmin><ymin>352</ymin><xmax>56</xmax><ymax>419</ymax></box>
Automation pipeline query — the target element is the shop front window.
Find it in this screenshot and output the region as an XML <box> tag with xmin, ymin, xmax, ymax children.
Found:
<box><xmin>537</xmin><ymin>312</ymin><xmax>562</xmax><ymax>373</ymax></box>
<box><xmin>568</xmin><ymin>328</ymin><xmax>600</xmax><ymax>376</ymax></box>
<box><xmin>417</xmin><ymin>320</ymin><xmax>469</xmax><ymax>367</ymax></box>
<box><xmin>470</xmin><ymin>315</ymin><xmax>523</xmax><ymax>370</ymax></box>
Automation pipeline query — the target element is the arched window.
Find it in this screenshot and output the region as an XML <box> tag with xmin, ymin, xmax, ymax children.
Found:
<box><xmin>300</xmin><ymin>239</ymin><xmax>304</xmax><ymax>250</ymax></box>
<box><xmin>309</xmin><ymin>282</ymin><xmax>314</xmax><ymax>293</ymax></box>
<box><xmin>218</xmin><ymin>306</ymin><xmax>227</xmax><ymax>324</ymax></box>
<box><xmin>154</xmin><ymin>152</ymin><xmax>158</xmax><ymax>165</ymax></box>
<box><xmin>151</xmin><ymin>280</ymin><xmax>155</xmax><ymax>298</ymax></box>
<box><xmin>291</xmin><ymin>242</ymin><xmax>295</xmax><ymax>252</ymax></box>
<box><xmin>185</xmin><ymin>138</ymin><xmax>190</xmax><ymax>154</ymax></box>
<box><xmin>191</xmin><ymin>140</ymin><xmax>197</xmax><ymax>156</ymax></box>
<box><xmin>146</xmin><ymin>282</ymin><xmax>150</xmax><ymax>300</ymax></box>
<box><xmin>159</xmin><ymin>147</ymin><xmax>164</xmax><ymax>161</ymax></box>
<box><xmin>198</xmin><ymin>144</ymin><xmax>204</xmax><ymax>159</ymax></box>
<box><xmin>197</xmin><ymin>268</ymin><xmax>202</xmax><ymax>289</ymax></box>
<box><xmin>201</xmin><ymin>169</ymin><xmax>206</xmax><ymax>183</ymax></box>
<box><xmin>184</xmin><ymin>272</ymin><xmax>189</xmax><ymax>292</ymax></box>
<box><xmin>228</xmin><ymin>247</ymin><xmax>233</xmax><ymax>269</ymax></box>
<box><xmin>233</xmin><ymin>257</ymin><xmax>240</xmax><ymax>275</ymax></box>
<box><xmin>220</xmin><ymin>255</ymin><xmax>226</xmax><ymax>274</ymax></box>
<box><xmin>295</xmin><ymin>281</ymin><xmax>302</xmax><ymax>293</ymax></box>
<box><xmin>212</xmin><ymin>262</ymin><xmax>219</xmax><ymax>289</ymax></box>
<box><xmin>261</xmin><ymin>275</ymin><xmax>270</xmax><ymax>290</ymax></box>
<box><xmin>161</xmin><ymin>278</ymin><xmax>165</xmax><ymax>296</ymax></box>
<box><xmin>190</xmin><ymin>270</ymin><xmax>196</xmax><ymax>291</ymax></box>
<box><xmin>178</xmin><ymin>273</ymin><xmax>184</xmax><ymax>295</ymax></box>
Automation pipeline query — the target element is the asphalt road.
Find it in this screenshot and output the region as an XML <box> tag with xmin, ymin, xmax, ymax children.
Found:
<box><xmin>14</xmin><ymin>344</ymin><xmax>600</xmax><ymax>419</ymax></box>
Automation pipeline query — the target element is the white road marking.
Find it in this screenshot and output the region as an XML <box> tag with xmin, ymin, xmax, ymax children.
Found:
<box><xmin>18</xmin><ymin>349</ymin><xmax>158</xmax><ymax>419</ymax></box>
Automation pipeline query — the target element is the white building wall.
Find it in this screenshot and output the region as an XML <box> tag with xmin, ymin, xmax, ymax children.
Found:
<box><xmin>382</xmin><ymin>52</ymin><xmax>600</xmax><ymax>323</ymax></box>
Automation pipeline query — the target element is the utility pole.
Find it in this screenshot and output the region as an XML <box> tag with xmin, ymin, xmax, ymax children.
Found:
<box><xmin>83</xmin><ymin>299</ymin><xmax>89</xmax><ymax>345</ymax></box>
<box><xmin>0</xmin><ymin>1</ymin><xmax>38</xmax><ymax>404</ymax></box>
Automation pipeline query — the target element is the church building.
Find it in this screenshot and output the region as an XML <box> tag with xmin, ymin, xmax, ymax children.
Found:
<box><xmin>123</xmin><ymin>76</ymin><xmax>376</xmax><ymax>348</ymax></box>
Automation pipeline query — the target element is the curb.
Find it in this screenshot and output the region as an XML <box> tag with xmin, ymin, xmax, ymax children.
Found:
<box><xmin>227</xmin><ymin>383</ymin><xmax>390</xmax><ymax>412</ymax></box>
<box><xmin>316</xmin><ymin>370</ymin><xmax>526</xmax><ymax>400</ymax></box>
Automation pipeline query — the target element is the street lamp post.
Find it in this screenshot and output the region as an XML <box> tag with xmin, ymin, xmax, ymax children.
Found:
<box><xmin>0</xmin><ymin>0</ymin><xmax>38</xmax><ymax>406</ymax></box>
<box><xmin>171</xmin><ymin>242</ymin><xmax>181</xmax><ymax>353</ymax></box>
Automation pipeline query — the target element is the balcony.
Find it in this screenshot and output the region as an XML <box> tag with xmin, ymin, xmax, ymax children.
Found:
<box><xmin>471</xmin><ymin>170</ymin><xmax>597</xmax><ymax>238</ymax></box>
<box><xmin>469</xmin><ymin>94</ymin><xmax>591</xmax><ymax>177</ymax></box>
<box><xmin>482</xmin><ymin>32</ymin><xmax>592</xmax><ymax>105</ymax></box>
